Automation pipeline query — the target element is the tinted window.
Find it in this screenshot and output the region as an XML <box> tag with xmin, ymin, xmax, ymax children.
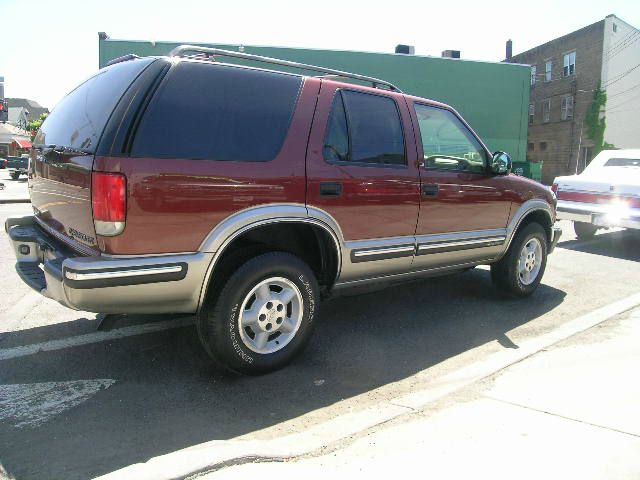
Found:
<box><xmin>414</xmin><ymin>104</ymin><xmax>487</xmax><ymax>174</ymax></box>
<box><xmin>323</xmin><ymin>93</ymin><xmax>349</xmax><ymax>162</ymax></box>
<box><xmin>604</xmin><ymin>158</ymin><xmax>640</xmax><ymax>167</ymax></box>
<box><xmin>34</xmin><ymin>58</ymin><xmax>154</xmax><ymax>153</ymax></box>
<box><xmin>132</xmin><ymin>62</ymin><xmax>302</xmax><ymax>162</ymax></box>
<box><xmin>323</xmin><ymin>90</ymin><xmax>405</xmax><ymax>166</ymax></box>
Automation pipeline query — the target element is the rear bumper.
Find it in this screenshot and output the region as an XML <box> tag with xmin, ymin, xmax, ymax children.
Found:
<box><xmin>557</xmin><ymin>200</ymin><xmax>640</xmax><ymax>230</ymax></box>
<box><xmin>5</xmin><ymin>216</ymin><xmax>213</xmax><ymax>314</ymax></box>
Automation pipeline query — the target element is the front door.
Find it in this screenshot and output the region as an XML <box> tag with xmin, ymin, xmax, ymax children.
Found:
<box><xmin>409</xmin><ymin>102</ymin><xmax>513</xmax><ymax>270</ymax></box>
<box><xmin>306</xmin><ymin>84</ymin><xmax>421</xmax><ymax>283</ymax></box>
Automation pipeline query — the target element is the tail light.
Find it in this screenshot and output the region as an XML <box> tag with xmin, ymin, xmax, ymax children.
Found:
<box><xmin>551</xmin><ymin>183</ymin><xmax>558</xmax><ymax>194</ymax></box>
<box><xmin>92</xmin><ymin>172</ymin><xmax>126</xmax><ymax>236</ymax></box>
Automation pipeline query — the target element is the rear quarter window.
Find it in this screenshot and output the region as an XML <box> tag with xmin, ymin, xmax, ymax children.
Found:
<box><xmin>34</xmin><ymin>58</ymin><xmax>155</xmax><ymax>153</ymax></box>
<box><xmin>131</xmin><ymin>61</ymin><xmax>303</xmax><ymax>162</ymax></box>
<box><xmin>604</xmin><ymin>158</ymin><xmax>640</xmax><ymax>167</ymax></box>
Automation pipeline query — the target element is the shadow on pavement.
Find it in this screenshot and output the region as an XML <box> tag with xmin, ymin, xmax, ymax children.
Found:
<box><xmin>0</xmin><ymin>268</ymin><xmax>565</xmax><ymax>479</ymax></box>
<box><xmin>558</xmin><ymin>228</ymin><xmax>640</xmax><ymax>262</ymax></box>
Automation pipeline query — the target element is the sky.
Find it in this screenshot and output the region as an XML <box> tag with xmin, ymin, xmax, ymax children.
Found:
<box><xmin>1</xmin><ymin>0</ymin><xmax>639</xmax><ymax>109</ymax></box>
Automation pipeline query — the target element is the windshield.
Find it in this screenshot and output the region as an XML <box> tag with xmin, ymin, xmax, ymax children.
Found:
<box><xmin>33</xmin><ymin>58</ymin><xmax>155</xmax><ymax>154</ymax></box>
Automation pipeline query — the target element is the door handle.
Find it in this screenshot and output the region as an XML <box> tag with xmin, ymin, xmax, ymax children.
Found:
<box><xmin>422</xmin><ymin>184</ymin><xmax>439</xmax><ymax>197</ymax></box>
<box><xmin>320</xmin><ymin>182</ymin><xmax>343</xmax><ymax>197</ymax></box>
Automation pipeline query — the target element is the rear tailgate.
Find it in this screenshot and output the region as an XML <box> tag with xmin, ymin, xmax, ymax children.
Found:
<box><xmin>30</xmin><ymin>57</ymin><xmax>157</xmax><ymax>254</ymax></box>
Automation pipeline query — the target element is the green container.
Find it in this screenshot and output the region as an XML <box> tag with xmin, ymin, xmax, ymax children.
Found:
<box><xmin>512</xmin><ymin>161</ymin><xmax>542</xmax><ymax>182</ymax></box>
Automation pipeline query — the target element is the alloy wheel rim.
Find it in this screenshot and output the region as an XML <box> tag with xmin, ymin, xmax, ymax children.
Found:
<box><xmin>518</xmin><ymin>237</ymin><xmax>542</xmax><ymax>286</ymax></box>
<box><xmin>238</xmin><ymin>276</ymin><xmax>304</xmax><ymax>354</ymax></box>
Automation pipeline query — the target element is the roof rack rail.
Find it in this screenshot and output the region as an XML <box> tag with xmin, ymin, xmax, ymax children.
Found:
<box><xmin>169</xmin><ymin>45</ymin><xmax>402</xmax><ymax>93</ymax></box>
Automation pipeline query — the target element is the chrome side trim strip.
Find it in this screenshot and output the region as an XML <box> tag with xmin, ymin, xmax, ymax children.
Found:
<box><xmin>353</xmin><ymin>246</ymin><xmax>415</xmax><ymax>257</ymax></box>
<box><xmin>65</xmin><ymin>265</ymin><xmax>184</xmax><ymax>281</ymax></box>
<box><xmin>417</xmin><ymin>236</ymin><xmax>505</xmax><ymax>251</ymax></box>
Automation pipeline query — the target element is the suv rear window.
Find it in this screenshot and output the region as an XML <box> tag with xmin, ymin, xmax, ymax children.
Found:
<box><xmin>131</xmin><ymin>61</ymin><xmax>303</xmax><ymax>162</ymax></box>
<box><xmin>34</xmin><ymin>58</ymin><xmax>155</xmax><ymax>153</ymax></box>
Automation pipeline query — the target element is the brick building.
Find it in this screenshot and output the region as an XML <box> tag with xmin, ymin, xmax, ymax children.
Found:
<box><xmin>507</xmin><ymin>14</ymin><xmax>640</xmax><ymax>184</ymax></box>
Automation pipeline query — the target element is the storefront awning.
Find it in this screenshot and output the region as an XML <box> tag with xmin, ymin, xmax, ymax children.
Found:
<box><xmin>12</xmin><ymin>138</ymin><xmax>32</xmax><ymax>149</ymax></box>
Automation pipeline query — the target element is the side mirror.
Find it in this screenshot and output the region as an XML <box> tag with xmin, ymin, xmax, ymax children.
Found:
<box><xmin>491</xmin><ymin>151</ymin><xmax>512</xmax><ymax>175</ymax></box>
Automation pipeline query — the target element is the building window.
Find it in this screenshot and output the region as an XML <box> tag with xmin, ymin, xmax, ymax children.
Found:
<box><xmin>613</xmin><ymin>23</ymin><xmax>618</xmax><ymax>33</ymax></box>
<box><xmin>561</xmin><ymin>96</ymin><xmax>574</xmax><ymax>120</ymax></box>
<box><xmin>528</xmin><ymin>142</ymin><xmax>534</xmax><ymax>151</ymax></box>
<box><xmin>563</xmin><ymin>51</ymin><xmax>576</xmax><ymax>77</ymax></box>
<box><xmin>543</xmin><ymin>99</ymin><xmax>551</xmax><ymax>123</ymax></box>
<box><xmin>545</xmin><ymin>60</ymin><xmax>552</xmax><ymax>82</ymax></box>
<box><xmin>529</xmin><ymin>103</ymin><xmax>534</xmax><ymax>124</ymax></box>
<box><xmin>531</xmin><ymin>66</ymin><xmax>537</xmax><ymax>86</ymax></box>
<box><xmin>540</xmin><ymin>142</ymin><xmax>548</xmax><ymax>151</ymax></box>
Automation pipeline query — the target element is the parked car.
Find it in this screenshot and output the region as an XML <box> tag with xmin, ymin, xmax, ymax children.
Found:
<box><xmin>6</xmin><ymin>155</ymin><xmax>28</xmax><ymax>179</ymax></box>
<box><xmin>553</xmin><ymin>149</ymin><xmax>640</xmax><ymax>239</ymax></box>
<box><xmin>0</xmin><ymin>157</ymin><xmax>7</xmax><ymax>169</ymax></box>
<box><xmin>6</xmin><ymin>47</ymin><xmax>561</xmax><ymax>374</ymax></box>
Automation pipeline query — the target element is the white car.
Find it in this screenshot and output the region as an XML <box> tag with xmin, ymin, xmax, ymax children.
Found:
<box><xmin>553</xmin><ymin>149</ymin><xmax>640</xmax><ymax>239</ymax></box>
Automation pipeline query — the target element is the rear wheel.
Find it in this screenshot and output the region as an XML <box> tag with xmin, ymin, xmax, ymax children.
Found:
<box><xmin>491</xmin><ymin>223</ymin><xmax>548</xmax><ymax>297</ymax></box>
<box><xmin>197</xmin><ymin>252</ymin><xmax>319</xmax><ymax>375</ymax></box>
<box><xmin>574</xmin><ymin>221</ymin><xmax>598</xmax><ymax>239</ymax></box>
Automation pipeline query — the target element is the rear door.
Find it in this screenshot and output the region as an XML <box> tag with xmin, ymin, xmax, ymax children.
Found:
<box><xmin>306</xmin><ymin>84</ymin><xmax>421</xmax><ymax>283</ymax></box>
<box><xmin>30</xmin><ymin>57</ymin><xmax>156</xmax><ymax>254</ymax></box>
<box><xmin>409</xmin><ymin>102</ymin><xmax>513</xmax><ymax>270</ymax></box>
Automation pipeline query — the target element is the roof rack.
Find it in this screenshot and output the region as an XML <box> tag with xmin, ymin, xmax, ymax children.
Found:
<box><xmin>169</xmin><ymin>45</ymin><xmax>402</xmax><ymax>93</ymax></box>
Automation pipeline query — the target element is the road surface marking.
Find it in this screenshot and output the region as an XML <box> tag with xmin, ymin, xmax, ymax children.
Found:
<box><xmin>0</xmin><ymin>316</ymin><xmax>194</xmax><ymax>362</ymax></box>
<box><xmin>0</xmin><ymin>379</ymin><xmax>115</xmax><ymax>428</ymax></box>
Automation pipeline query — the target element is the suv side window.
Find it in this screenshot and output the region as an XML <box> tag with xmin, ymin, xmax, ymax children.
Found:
<box><xmin>323</xmin><ymin>90</ymin><xmax>406</xmax><ymax>166</ymax></box>
<box><xmin>414</xmin><ymin>103</ymin><xmax>487</xmax><ymax>174</ymax></box>
<box><xmin>131</xmin><ymin>61</ymin><xmax>302</xmax><ymax>162</ymax></box>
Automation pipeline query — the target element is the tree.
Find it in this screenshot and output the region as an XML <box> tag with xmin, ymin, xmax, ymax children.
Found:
<box><xmin>27</xmin><ymin>113</ymin><xmax>48</xmax><ymax>141</ymax></box>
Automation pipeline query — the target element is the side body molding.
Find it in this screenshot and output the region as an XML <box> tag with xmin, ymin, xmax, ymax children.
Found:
<box><xmin>196</xmin><ymin>204</ymin><xmax>345</xmax><ymax>311</ymax></box>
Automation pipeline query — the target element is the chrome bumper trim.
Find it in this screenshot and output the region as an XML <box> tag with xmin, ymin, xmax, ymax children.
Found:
<box><xmin>64</xmin><ymin>264</ymin><xmax>184</xmax><ymax>281</ymax></box>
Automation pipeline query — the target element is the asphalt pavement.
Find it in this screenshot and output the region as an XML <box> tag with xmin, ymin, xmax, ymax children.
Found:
<box><xmin>0</xmin><ymin>201</ymin><xmax>639</xmax><ymax>479</ymax></box>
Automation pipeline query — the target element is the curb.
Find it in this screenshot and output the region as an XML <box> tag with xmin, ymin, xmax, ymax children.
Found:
<box><xmin>94</xmin><ymin>292</ymin><xmax>640</xmax><ymax>480</ymax></box>
<box><xmin>0</xmin><ymin>198</ymin><xmax>30</xmax><ymax>204</ymax></box>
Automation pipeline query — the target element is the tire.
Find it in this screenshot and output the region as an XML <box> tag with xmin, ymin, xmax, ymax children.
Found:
<box><xmin>197</xmin><ymin>252</ymin><xmax>320</xmax><ymax>375</ymax></box>
<box><xmin>10</xmin><ymin>172</ymin><xmax>20</xmax><ymax>180</ymax></box>
<box><xmin>491</xmin><ymin>222</ymin><xmax>548</xmax><ymax>297</ymax></box>
<box><xmin>574</xmin><ymin>221</ymin><xmax>598</xmax><ymax>239</ymax></box>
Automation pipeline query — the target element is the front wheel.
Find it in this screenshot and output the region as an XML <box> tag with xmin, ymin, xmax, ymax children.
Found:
<box><xmin>197</xmin><ymin>252</ymin><xmax>320</xmax><ymax>375</ymax></box>
<box><xmin>10</xmin><ymin>172</ymin><xmax>20</xmax><ymax>180</ymax></box>
<box><xmin>491</xmin><ymin>223</ymin><xmax>548</xmax><ymax>297</ymax></box>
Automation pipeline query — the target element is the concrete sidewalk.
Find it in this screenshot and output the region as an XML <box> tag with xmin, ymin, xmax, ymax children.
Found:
<box><xmin>207</xmin><ymin>306</ymin><xmax>640</xmax><ymax>479</ymax></box>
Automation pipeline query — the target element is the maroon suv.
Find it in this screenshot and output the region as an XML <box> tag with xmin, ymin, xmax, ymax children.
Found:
<box><xmin>7</xmin><ymin>46</ymin><xmax>561</xmax><ymax>374</ymax></box>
